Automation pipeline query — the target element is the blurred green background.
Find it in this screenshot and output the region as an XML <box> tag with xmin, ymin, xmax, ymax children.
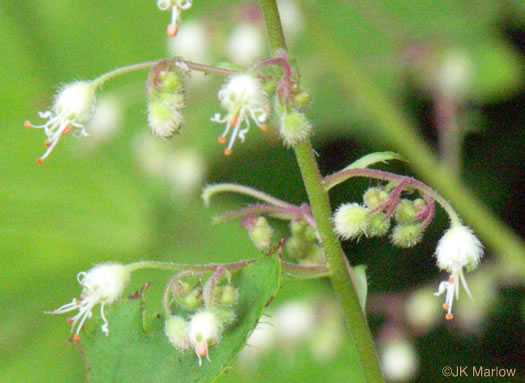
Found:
<box><xmin>1</xmin><ymin>0</ymin><xmax>524</xmax><ymax>382</ymax></box>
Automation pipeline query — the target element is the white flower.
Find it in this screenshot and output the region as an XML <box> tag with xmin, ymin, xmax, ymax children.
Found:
<box><xmin>157</xmin><ymin>0</ymin><xmax>193</xmax><ymax>37</ymax></box>
<box><xmin>211</xmin><ymin>74</ymin><xmax>269</xmax><ymax>155</ymax></box>
<box><xmin>434</xmin><ymin>224</ymin><xmax>483</xmax><ymax>320</ymax></box>
<box><xmin>25</xmin><ymin>81</ymin><xmax>96</xmax><ymax>164</ymax></box>
<box><xmin>46</xmin><ymin>263</ymin><xmax>130</xmax><ymax>339</ymax></box>
<box><xmin>188</xmin><ymin>311</ymin><xmax>222</xmax><ymax>365</ymax></box>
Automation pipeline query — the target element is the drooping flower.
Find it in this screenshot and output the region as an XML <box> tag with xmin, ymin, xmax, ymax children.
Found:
<box><xmin>46</xmin><ymin>263</ymin><xmax>130</xmax><ymax>339</ymax></box>
<box><xmin>433</xmin><ymin>224</ymin><xmax>483</xmax><ymax>320</ymax></box>
<box><xmin>25</xmin><ymin>81</ymin><xmax>97</xmax><ymax>163</ymax></box>
<box><xmin>211</xmin><ymin>73</ymin><xmax>269</xmax><ymax>155</ymax></box>
<box><xmin>157</xmin><ymin>0</ymin><xmax>193</xmax><ymax>37</ymax></box>
<box><xmin>188</xmin><ymin>311</ymin><xmax>222</xmax><ymax>365</ymax></box>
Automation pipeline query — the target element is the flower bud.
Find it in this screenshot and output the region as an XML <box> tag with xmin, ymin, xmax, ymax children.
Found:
<box><xmin>218</xmin><ymin>285</ymin><xmax>239</xmax><ymax>306</ymax></box>
<box><xmin>147</xmin><ymin>60</ymin><xmax>185</xmax><ymax>139</ymax></box>
<box><xmin>177</xmin><ymin>288</ymin><xmax>204</xmax><ymax>311</ymax></box>
<box><xmin>333</xmin><ymin>203</ymin><xmax>370</xmax><ymax>240</ymax></box>
<box><xmin>245</xmin><ymin>216</ymin><xmax>274</xmax><ymax>250</ymax></box>
<box><xmin>165</xmin><ymin>316</ymin><xmax>190</xmax><ymax>350</ymax></box>
<box><xmin>285</xmin><ymin>236</ymin><xmax>307</xmax><ymax>260</ymax></box>
<box><xmin>391</xmin><ymin>224</ymin><xmax>423</xmax><ymax>248</ymax></box>
<box><xmin>363</xmin><ymin>187</ymin><xmax>388</xmax><ymax>208</ymax></box>
<box><xmin>277</xmin><ymin>105</ymin><xmax>312</xmax><ymax>147</ymax></box>
<box><xmin>394</xmin><ymin>199</ymin><xmax>418</xmax><ymax>224</ymax></box>
<box><xmin>367</xmin><ymin>213</ymin><xmax>391</xmax><ymax>237</ymax></box>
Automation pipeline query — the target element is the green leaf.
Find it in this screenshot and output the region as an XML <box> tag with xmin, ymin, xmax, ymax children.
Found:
<box><xmin>352</xmin><ymin>265</ymin><xmax>368</xmax><ymax>311</ymax></box>
<box><xmin>343</xmin><ymin>151</ymin><xmax>405</xmax><ymax>171</ymax></box>
<box><xmin>80</xmin><ymin>255</ymin><xmax>281</xmax><ymax>383</ymax></box>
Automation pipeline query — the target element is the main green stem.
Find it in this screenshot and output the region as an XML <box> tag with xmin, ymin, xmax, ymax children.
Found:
<box><xmin>259</xmin><ymin>0</ymin><xmax>384</xmax><ymax>381</ymax></box>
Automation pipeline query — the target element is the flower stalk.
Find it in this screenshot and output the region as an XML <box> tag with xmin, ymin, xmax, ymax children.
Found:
<box><xmin>258</xmin><ymin>1</ymin><xmax>384</xmax><ymax>381</ymax></box>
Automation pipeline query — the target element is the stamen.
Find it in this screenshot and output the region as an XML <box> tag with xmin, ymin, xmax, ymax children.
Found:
<box><xmin>167</xmin><ymin>24</ymin><xmax>178</xmax><ymax>37</ymax></box>
<box><xmin>445</xmin><ymin>313</ymin><xmax>454</xmax><ymax>320</ymax></box>
<box><xmin>63</xmin><ymin>124</ymin><xmax>73</xmax><ymax>135</ymax></box>
<box><xmin>67</xmin><ymin>317</ymin><xmax>74</xmax><ymax>324</ymax></box>
<box><xmin>230</xmin><ymin>115</ymin><xmax>238</xmax><ymax>126</ymax></box>
<box><xmin>72</xmin><ymin>334</ymin><xmax>81</xmax><ymax>342</ymax></box>
<box><xmin>24</xmin><ymin>120</ymin><xmax>31</xmax><ymax>128</ymax></box>
<box><xmin>45</xmin><ymin>140</ymin><xmax>51</xmax><ymax>147</ymax></box>
<box><xmin>442</xmin><ymin>303</ymin><xmax>449</xmax><ymax>311</ymax></box>
<box><xmin>260</xmin><ymin>124</ymin><xmax>268</xmax><ymax>131</ymax></box>
<box><xmin>37</xmin><ymin>158</ymin><xmax>44</xmax><ymax>165</ymax></box>
<box><xmin>217</xmin><ymin>136</ymin><xmax>226</xmax><ymax>144</ymax></box>
<box><xmin>224</xmin><ymin>148</ymin><xmax>232</xmax><ymax>156</ymax></box>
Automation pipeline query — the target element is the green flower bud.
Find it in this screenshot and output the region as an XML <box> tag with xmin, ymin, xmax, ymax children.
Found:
<box><xmin>165</xmin><ymin>316</ymin><xmax>190</xmax><ymax>351</ymax></box>
<box><xmin>286</xmin><ymin>236</ymin><xmax>307</xmax><ymax>260</ymax></box>
<box><xmin>218</xmin><ymin>285</ymin><xmax>239</xmax><ymax>306</ymax></box>
<box><xmin>363</xmin><ymin>187</ymin><xmax>388</xmax><ymax>208</ymax></box>
<box><xmin>247</xmin><ymin>217</ymin><xmax>274</xmax><ymax>250</ymax></box>
<box><xmin>214</xmin><ymin>306</ymin><xmax>237</xmax><ymax>327</ymax></box>
<box><xmin>177</xmin><ymin>288</ymin><xmax>204</xmax><ymax>311</ymax></box>
<box><xmin>147</xmin><ymin>60</ymin><xmax>186</xmax><ymax>139</ymax></box>
<box><xmin>391</xmin><ymin>224</ymin><xmax>423</xmax><ymax>248</ymax></box>
<box><xmin>277</xmin><ymin>99</ymin><xmax>312</xmax><ymax>147</ymax></box>
<box><xmin>333</xmin><ymin>203</ymin><xmax>370</xmax><ymax>240</ymax></box>
<box><xmin>367</xmin><ymin>213</ymin><xmax>391</xmax><ymax>237</ymax></box>
<box><xmin>394</xmin><ymin>200</ymin><xmax>418</xmax><ymax>224</ymax></box>
<box><xmin>413</xmin><ymin>198</ymin><xmax>427</xmax><ymax>212</ymax></box>
<box><xmin>292</xmin><ymin>91</ymin><xmax>312</xmax><ymax>109</ymax></box>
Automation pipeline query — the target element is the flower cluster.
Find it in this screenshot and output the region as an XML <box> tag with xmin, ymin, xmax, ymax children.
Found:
<box><xmin>46</xmin><ymin>263</ymin><xmax>130</xmax><ymax>340</ymax></box>
<box><xmin>164</xmin><ymin>269</ymin><xmax>239</xmax><ymax>365</ymax></box>
<box><xmin>211</xmin><ymin>73</ymin><xmax>269</xmax><ymax>155</ymax></box>
<box><xmin>333</xmin><ymin>184</ymin><xmax>432</xmax><ymax>247</ymax></box>
<box><xmin>25</xmin><ymin>81</ymin><xmax>97</xmax><ymax>163</ymax></box>
<box><xmin>157</xmin><ymin>0</ymin><xmax>193</xmax><ymax>37</ymax></box>
<box><xmin>434</xmin><ymin>224</ymin><xmax>483</xmax><ymax>320</ymax></box>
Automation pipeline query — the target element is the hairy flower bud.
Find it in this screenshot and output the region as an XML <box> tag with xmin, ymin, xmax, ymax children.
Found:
<box><xmin>165</xmin><ymin>316</ymin><xmax>190</xmax><ymax>350</ymax></box>
<box><xmin>277</xmin><ymin>102</ymin><xmax>312</xmax><ymax>147</ymax></box>
<box><xmin>367</xmin><ymin>213</ymin><xmax>391</xmax><ymax>238</ymax></box>
<box><xmin>363</xmin><ymin>187</ymin><xmax>388</xmax><ymax>208</ymax></box>
<box><xmin>333</xmin><ymin>203</ymin><xmax>370</xmax><ymax>240</ymax></box>
<box><xmin>391</xmin><ymin>224</ymin><xmax>423</xmax><ymax>248</ymax></box>
<box><xmin>394</xmin><ymin>200</ymin><xmax>418</xmax><ymax>224</ymax></box>
<box><xmin>147</xmin><ymin>60</ymin><xmax>185</xmax><ymax>138</ymax></box>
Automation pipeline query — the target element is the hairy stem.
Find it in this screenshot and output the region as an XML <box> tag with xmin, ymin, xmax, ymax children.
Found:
<box><xmin>259</xmin><ymin>0</ymin><xmax>384</xmax><ymax>381</ymax></box>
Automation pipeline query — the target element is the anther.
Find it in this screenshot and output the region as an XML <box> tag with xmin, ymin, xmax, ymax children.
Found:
<box><xmin>45</xmin><ymin>140</ymin><xmax>51</xmax><ymax>147</ymax></box>
<box><xmin>217</xmin><ymin>136</ymin><xmax>226</xmax><ymax>144</ymax></box>
<box><xmin>260</xmin><ymin>124</ymin><xmax>268</xmax><ymax>132</ymax></box>
<box><xmin>442</xmin><ymin>303</ymin><xmax>449</xmax><ymax>311</ymax></box>
<box><xmin>445</xmin><ymin>313</ymin><xmax>454</xmax><ymax>320</ymax></box>
<box><xmin>167</xmin><ymin>24</ymin><xmax>179</xmax><ymax>37</ymax></box>
<box><xmin>67</xmin><ymin>317</ymin><xmax>74</xmax><ymax>325</ymax></box>
<box><xmin>63</xmin><ymin>124</ymin><xmax>73</xmax><ymax>135</ymax></box>
<box><xmin>230</xmin><ymin>115</ymin><xmax>238</xmax><ymax>126</ymax></box>
<box><xmin>224</xmin><ymin>148</ymin><xmax>232</xmax><ymax>156</ymax></box>
<box><xmin>72</xmin><ymin>334</ymin><xmax>81</xmax><ymax>342</ymax></box>
<box><xmin>37</xmin><ymin>158</ymin><xmax>44</xmax><ymax>165</ymax></box>
<box><xmin>24</xmin><ymin>120</ymin><xmax>31</xmax><ymax>128</ymax></box>
<box><xmin>448</xmin><ymin>277</ymin><xmax>454</xmax><ymax>284</ymax></box>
